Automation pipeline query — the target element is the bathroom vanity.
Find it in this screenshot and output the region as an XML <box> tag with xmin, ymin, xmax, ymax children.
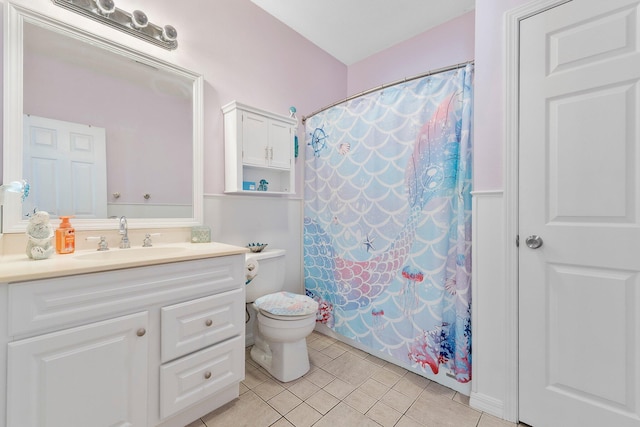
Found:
<box><xmin>0</xmin><ymin>243</ymin><xmax>247</xmax><ymax>427</ymax></box>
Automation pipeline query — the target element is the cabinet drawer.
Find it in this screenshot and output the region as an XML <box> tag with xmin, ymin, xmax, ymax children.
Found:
<box><xmin>160</xmin><ymin>335</ymin><xmax>244</xmax><ymax>419</ymax></box>
<box><xmin>161</xmin><ymin>288</ymin><xmax>244</xmax><ymax>362</ymax></box>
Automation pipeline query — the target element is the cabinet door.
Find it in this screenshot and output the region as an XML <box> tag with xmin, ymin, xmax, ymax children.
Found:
<box><xmin>7</xmin><ymin>312</ymin><xmax>149</xmax><ymax>427</ymax></box>
<box><xmin>242</xmin><ymin>111</ymin><xmax>269</xmax><ymax>166</ymax></box>
<box><xmin>268</xmin><ymin>120</ymin><xmax>293</xmax><ymax>170</ymax></box>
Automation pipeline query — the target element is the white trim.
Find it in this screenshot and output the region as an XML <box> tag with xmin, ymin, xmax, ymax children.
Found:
<box><xmin>469</xmin><ymin>392</ymin><xmax>504</xmax><ymax>418</ymax></box>
<box><xmin>503</xmin><ymin>0</ymin><xmax>572</xmax><ymax>422</ymax></box>
<box><xmin>470</xmin><ymin>190</ymin><xmax>503</xmax><ymax>197</ymax></box>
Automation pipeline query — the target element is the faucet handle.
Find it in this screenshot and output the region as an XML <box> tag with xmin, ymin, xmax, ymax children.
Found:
<box><xmin>142</xmin><ymin>233</ymin><xmax>161</xmax><ymax>247</ymax></box>
<box><xmin>86</xmin><ymin>236</ymin><xmax>109</xmax><ymax>251</ymax></box>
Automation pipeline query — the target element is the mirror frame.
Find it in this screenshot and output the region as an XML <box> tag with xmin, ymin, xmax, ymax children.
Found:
<box><xmin>3</xmin><ymin>2</ymin><xmax>204</xmax><ymax>233</ymax></box>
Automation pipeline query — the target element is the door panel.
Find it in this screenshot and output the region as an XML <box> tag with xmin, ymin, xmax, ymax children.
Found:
<box><xmin>519</xmin><ymin>0</ymin><xmax>640</xmax><ymax>426</ymax></box>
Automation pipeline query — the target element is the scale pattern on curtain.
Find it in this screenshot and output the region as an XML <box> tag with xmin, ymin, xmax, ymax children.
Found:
<box><xmin>304</xmin><ymin>65</ymin><xmax>473</xmax><ymax>383</ymax></box>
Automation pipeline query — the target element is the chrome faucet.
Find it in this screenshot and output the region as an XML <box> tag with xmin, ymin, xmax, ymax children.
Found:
<box><xmin>119</xmin><ymin>216</ymin><xmax>130</xmax><ymax>248</ymax></box>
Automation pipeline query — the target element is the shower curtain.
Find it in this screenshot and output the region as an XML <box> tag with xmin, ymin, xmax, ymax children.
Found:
<box><xmin>303</xmin><ymin>64</ymin><xmax>473</xmax><ymax>384</ymax></box>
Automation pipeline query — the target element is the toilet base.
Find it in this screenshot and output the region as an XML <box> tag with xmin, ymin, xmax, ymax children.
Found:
<box><xmin>250</xmin><ymin>337</ymin><xmax>310</xmax><ymax>382</ymax></box>
<box><xmin>250</xmin><ymin>312</ymin><xmax>315</xmax><ymax>382</ymax></box>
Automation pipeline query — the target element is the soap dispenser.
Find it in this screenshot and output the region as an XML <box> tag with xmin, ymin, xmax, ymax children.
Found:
<box><xmin>55</xmin><ymin>216</ymin><xmax>75</xmax><ymax>254</ymax></box>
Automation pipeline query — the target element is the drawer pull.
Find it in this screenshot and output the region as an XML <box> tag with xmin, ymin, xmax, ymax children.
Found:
<box><xmin>136</xmin><ymin>328</ymin><xmax>146</xmax><ymax>337</ymax></box>
<box><xmin>204</xmin><ymin>371</ymin><xmax>212</xmax><ymax>380</ymax></box>
<box><xmin>205</xmin><ymin>319</ymin><xmax>213</xmax><ymax>327</ymax></box>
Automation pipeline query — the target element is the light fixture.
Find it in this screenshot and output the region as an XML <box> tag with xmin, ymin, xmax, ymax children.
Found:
<box><xmin>51</xmin><ymin>0</ymin><xmax>178</xmax><ymax>50</ymax></box>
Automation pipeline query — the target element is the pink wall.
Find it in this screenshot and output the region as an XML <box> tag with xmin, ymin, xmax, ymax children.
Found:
<box><xmin>347</xmin><ymin>12</ymin><xmax>475</xmax><ymax>97</ymax></box>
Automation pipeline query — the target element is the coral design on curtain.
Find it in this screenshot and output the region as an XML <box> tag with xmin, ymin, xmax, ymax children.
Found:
<box><xmin>304</xmin><ymin>64</ymin><xmax>473</xmax><ymax>383</ymax></box>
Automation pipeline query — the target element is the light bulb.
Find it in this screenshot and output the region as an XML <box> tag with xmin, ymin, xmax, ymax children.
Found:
<box><xmin>94</xmin><ymin>0</ymin><xmax>115</xmax><ymax>16</ymax></box>
<box><xmin>131</xmin><ymin>10</ymin><xmax>148</xmax><ymax>29</ymax></box>
<box><xmin>161</xmin><ymin>25</ymin><xmax>177</xmax><ymax>42</ymax></box>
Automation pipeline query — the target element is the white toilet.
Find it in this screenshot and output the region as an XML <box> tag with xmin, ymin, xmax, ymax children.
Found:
<box><xmin>245</xmin><ymin>249</ymin><xmax>318</xmax><ymax>382</ymax></box>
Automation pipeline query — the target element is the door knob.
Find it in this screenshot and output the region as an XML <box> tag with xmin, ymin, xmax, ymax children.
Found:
<box><xmin>525</xmin><ymin>235</ymin><xmax>543</xmax><ymax>249</ymax></box>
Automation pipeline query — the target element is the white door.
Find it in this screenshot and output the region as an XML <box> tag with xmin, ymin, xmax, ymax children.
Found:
<box><xmin>23</xmin><ymin>115</ymin><xmax>107</xmax><ymax>218</ymax></box>
<box><xmin>519</xmin><ymin>1</ymin><xmax>640</xmax><ymax>426</ymax></box>
<box><xmin>7</xmin><ymin>311</ymin><xmax>149</xmax><ymax>427</ymax></box>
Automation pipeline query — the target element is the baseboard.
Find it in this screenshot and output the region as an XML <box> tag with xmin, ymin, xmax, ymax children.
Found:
<box><xmin>469</xmin><ymin>392</ymin><xmax>504</xmax><ymax>419</ymax></box>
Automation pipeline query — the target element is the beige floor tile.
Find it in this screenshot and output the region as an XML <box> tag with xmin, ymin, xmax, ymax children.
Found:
<box><xmin>343</xmin><ymin>389</ymin><xmax>377</xmax><ymax>414</ymax></box>
<box><xmin>321</xmin><ymin>343</ymin><xmax>347</xmax><ymax>359</ymax></box>
<box><xmin>308</xmin><ymin>336</ymin><xmax>335</xmax><ymax>351</ymax></box>
<box><xmin>323</xmin><ymin>352</ymin><xmax>378</xmax><ymax>387</ymax></box>
<box><xmin>364</xmin><ymin>353</ymin><xmax>387</xmax><ymax>366</ymax></box>
<box><xmin>313</xmin><ymin>402</ymin><xmax>381</xmax><ymax>427</ymax></box>
<box><xmin>406</xmin><ymin>393</ymin><xmax>481</xmax><ymax>427</ymax></box>
<box><xmin>184</xmin><ymin>419</ymin><xmax>205</xmax><ymax>427</ymax></box>
<box><xmin>284</xmin><ymin>402</ymin><xmax>322</xmax><ymax>427</ymax></box>
<box><xmin>421</xmin><ymin>381</ymin><xmax>457</xmax><ymax>400</ymax></box>
<box><xmin>242</xmin><ymin>366</ymin><xmax>270</xmax><ymax>389</ymax></box>
<box><xmin>366</xmin><ymin>401</ymin><xmax>402</xmax><ymax>427</ymax></box>
<box><xmin>268</xmin><ymin>389</ymin><xmax>303</xmax><ymax>415</ymax></box>
<box><xmin>371</xmin><ymin>368</ymin><xmax>402</xmax><ymax>387</ymax></box>
<box><xmin>392</xmin><ymin>377</ymin><xmax>427</xmax><ymax>400</ymax></box>
<box><xmin>395</xmin><ymin>415</ymin><xmax>425</xmax><ymax>427</ymax></box>
<box><xmin>239</xmin><ymin>382</ymin><xmax>250</xmax><ymax>395</ymax></box>
<box><xmin>478</xmin><ymin>413</ymin><xmax>519</xmax><ymax>427</ymax></box>
<box><xmin>202</xmin><ymin>391</ymin><xmax>280</xmax><ymax>427</ymax></box>
<box><xmin>304</xmin><ymin>368</ymin><xmax>336</xmax><ymax>388</ymax></box>
<box><xmin>288</xmin><ymin>378</ymin><xmax>321</xmax><ymax>400</ymax></box>
<box><xmin>402</xmin><ymin>371</ymin><xmax>431</xmax><ymax>388</ymax></box>
<box><xmin>253</xmin><ymin>378</ymin><xmax>286</xmax><ymax>401</ymax></box>
<box><xmin>359</xmin><ymin>378</ymin><xmax>389</xmax><ymax>400</ymax></box>
<box><xmin>453</xmin><ymin>391</ymin><xmax>471</xmax><ymax>406</ymax></box>
<box><xmin>380</xmin><ymin>388</ymin><xmax>414</xmax><ymax>414</ymax></box>
<box><xmin>306</xmin><ymin>389</ymin><xmax>340</xmax><ymax>415</ymax></box>
<box><xmin>346</xmin><ymin>346</ymin><xmax>369</xmax><ymax>358</ymax></box>
<box><xmin>270</xmin><ymin>417</ymin><xmax>295</xmax><ymax>427</ymax></box>
<box><xmin>308</xmin><ymin>348</ymin><xmax>333</xmax><ymax>367</ymax></box>
<box><xmin>382</xmin><ymin>361</ymin><xmax>409</xmax><ymax>376</ymax></box>
<box><xmin>323</xmin><ymin>378</ymin><xmax>356</xmax><ymax>400</ymax></box>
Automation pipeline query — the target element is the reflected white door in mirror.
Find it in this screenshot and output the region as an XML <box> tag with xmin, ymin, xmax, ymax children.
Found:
<box><xmin>3</xmin><ymin>2</ymin><xmax>204</xmax><ymax>233</ymax></box>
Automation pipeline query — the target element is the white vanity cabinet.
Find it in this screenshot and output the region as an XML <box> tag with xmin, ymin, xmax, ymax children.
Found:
<box><xmin>2</xmin><ymin>254</ymin><xmax>245</xmax><ymax>427</ymax></box>
<box><xmin>223</xmin><ymin>101</ymin><xmax>296</xmax><ymax>194</ymax></box>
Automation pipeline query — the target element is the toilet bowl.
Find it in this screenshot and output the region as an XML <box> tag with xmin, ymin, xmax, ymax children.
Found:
<box><xmin>245</xmin><ymin>250</ymin><xmax>318</xmax><ymax>382</ymax></box>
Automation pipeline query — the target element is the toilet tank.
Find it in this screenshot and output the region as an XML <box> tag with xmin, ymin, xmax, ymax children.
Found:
<box><xmin>245</xmin><ymin>249</ymin><xmax>286</xmax><ymax>303</ymax></box>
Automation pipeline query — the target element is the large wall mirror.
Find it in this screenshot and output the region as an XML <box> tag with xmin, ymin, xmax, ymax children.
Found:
<box><xmin>3</xmin><ymin>3</ymin><xmax>203</xmax><ymax>233</ymax></box>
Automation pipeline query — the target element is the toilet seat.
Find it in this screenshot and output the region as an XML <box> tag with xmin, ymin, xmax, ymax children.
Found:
<box><xmin>254</xmin><ymin>291</ymin><xmax>318</xmax><ymax>320</ymax></box>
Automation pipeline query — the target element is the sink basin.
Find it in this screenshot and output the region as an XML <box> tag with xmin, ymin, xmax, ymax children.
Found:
<box><xmin>75</xmin><ymin>246</ymin><xmax>188</xmax><ymax>261</ymax></box>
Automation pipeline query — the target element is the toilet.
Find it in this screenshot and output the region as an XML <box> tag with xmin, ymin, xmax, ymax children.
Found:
<box><xmin>245</xmin><ymin>249</ymin><xmax>318</xmax><ymax>382</ymax></box>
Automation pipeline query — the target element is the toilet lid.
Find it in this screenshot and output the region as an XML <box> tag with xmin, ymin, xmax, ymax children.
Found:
<box><xmin>254</xmin><ymin>291</ymin><xmax>318</xmax><ymax>317</ymax></box>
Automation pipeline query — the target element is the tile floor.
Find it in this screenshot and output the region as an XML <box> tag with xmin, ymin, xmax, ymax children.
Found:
<box><xmin>187</xmin><ymin>331</ymin><xmax>527</xmax><ymax>427</ymax></box>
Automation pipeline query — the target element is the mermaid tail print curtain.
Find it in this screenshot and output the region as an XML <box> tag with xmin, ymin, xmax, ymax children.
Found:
<box><xmin>304</xmin><ymin>64</ymin><xmax>473</xmax><ymax>383</ymax></box>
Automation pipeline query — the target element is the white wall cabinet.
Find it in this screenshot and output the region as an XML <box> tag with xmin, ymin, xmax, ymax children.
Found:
<box><xmin>223</xmin><ymin>101</ymin><xmax>297</xmax><ymax>194</ymax></box>
<box><xmin>2</xmin><ymin>255</ymin><xmax>245</xmax><ymax>427</ymax></box>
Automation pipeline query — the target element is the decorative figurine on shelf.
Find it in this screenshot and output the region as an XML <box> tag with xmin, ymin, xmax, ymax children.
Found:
<box><xmin>26</xmin><ymin>210</ymin><xmax>55</xmax><ymax>260</ymax></box>
<box><xmin>289</xmin><ymin>106</ymin><xmax>297</xmax><ymax>119</ymax></box>
<box><xmin>257</xmin><ymin>179</ymin><xmax>269</xmax><ymax>191</ymax></box>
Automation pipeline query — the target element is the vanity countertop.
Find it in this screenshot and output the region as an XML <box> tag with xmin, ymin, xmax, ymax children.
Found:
<box><xmin>0</xmin><ymin>242</ymin><xmax>249</xmax><ymax>283</ymax></box>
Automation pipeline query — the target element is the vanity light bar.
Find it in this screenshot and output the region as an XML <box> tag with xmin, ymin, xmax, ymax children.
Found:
<box><xmin>51</xmin><ymin>0</ymin><xmax>178</xmax><ymax>50</ymax></box>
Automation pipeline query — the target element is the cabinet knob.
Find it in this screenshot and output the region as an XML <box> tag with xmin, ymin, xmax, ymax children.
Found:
<box><xmin>204</xmin><ymin>371</ymin><xmax>212</xmax><ymax>380</ymax></box>
<box><xmin>205</xmin><ymin>319</ymin><xmax>213</xmax><ymax>327</ymax></box>
<box><xmin>136</xmin><ymin>328</ymin><xmax>146</xmax><ymax>337</ymax></box>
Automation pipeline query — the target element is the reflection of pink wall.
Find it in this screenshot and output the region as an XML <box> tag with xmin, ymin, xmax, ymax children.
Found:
<box><xmin>347</xmin><ymin>12</ymin><xmax>475</xmax><ymax>96</ymax></box>
<box><xmin>23</xmin><ymin>52</ymin><xmax>192</xmax><ymax>205</ymax></box>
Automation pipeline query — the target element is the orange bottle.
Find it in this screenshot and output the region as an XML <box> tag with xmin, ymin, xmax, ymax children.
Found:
<box><xmin>55</xmin><ymin>216</ymin><xmax>75</xmax><ymax>254</ymax></box>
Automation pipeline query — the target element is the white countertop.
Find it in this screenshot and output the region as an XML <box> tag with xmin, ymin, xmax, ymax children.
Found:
<box><xmin>0</xmin><ymin>242</ymin><xmax>249</xmax><ymax>283</ymax></box>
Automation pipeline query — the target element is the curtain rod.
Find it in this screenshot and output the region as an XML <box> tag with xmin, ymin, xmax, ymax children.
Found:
<box><xmin>302</xmin><ymin>60</ymin><xmax>474</xmax><ymax>124</ymax></box>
